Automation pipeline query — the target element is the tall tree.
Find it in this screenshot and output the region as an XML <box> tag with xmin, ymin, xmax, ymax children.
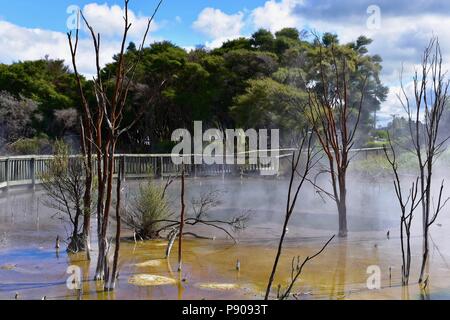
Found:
<box><xmin>68</xmin><ymin>0</ymin><xmax>163</xmax><ymax>290</ymax></box>
<box><xmin>306</xmin><ymin>35</ymin><xmax>368</xmax><ymax>237</ymax></box>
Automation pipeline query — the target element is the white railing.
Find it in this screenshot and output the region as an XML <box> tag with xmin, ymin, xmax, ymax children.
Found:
<box><xmin>0</xmin><ymin>148</ymin><xmax>385</xmax><ymax>191</ymax></box>
<box><xmin>0</xmin><ymin>152</ymin><xmax>281</xmax><ymax>190</ymax></box>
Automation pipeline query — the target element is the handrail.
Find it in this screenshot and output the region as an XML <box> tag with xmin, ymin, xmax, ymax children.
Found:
<box><xmin>0</xmin><ymin>148</ymin><xmax>385</xmax><ymax>191</ymax></box>
<box><xmin>0</xmin><ymin>147</ymin><xmax>385</xmax><ymax>161</ymax></box>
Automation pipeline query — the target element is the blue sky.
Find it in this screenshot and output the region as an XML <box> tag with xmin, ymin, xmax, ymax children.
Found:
<box><xmin>1</xmin><ymin>0</ymin><xmax>449</xmax><ymax>125</ymax></box>
<box><xmin>0</xmin><ymin>0</ymin><xmax>266</xmax><ymax>47</ymax></box>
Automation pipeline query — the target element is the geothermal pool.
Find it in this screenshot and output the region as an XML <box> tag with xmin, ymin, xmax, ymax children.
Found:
<box><xmin>1</xmin><ymin>178</ymin><xmax>450</xmax><ymax>300</ymax></box>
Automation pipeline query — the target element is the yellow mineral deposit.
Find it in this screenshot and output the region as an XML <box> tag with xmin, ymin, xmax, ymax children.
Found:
<box><xmin>198</xmin><ymin>283</ymin><xmax>240</xmax><ymax>290</ymax></box>
<box><xmin>128</xmin><ymin>274</ymin><xmax>177</xmax><ymax>286</ymax></box>
<box><xmin>134</xmin><ymin>260</ymin><xmax>163</xmax><ymax>267</ymax></box>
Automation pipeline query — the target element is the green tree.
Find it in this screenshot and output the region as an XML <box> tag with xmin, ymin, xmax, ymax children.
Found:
<box><xmin>250</xmin><ymin>29</ymin><xmax>275</xmax><ymax>51</ymax></box>
<box><xmin>0</xmin><ymin>59</ymin><xmax>81</xmax><ymax>137</ymax></box>
<box><xmin>232</xmin><ymin>78</ymin><xmax>307</xmax><ymax>134</ymax></box>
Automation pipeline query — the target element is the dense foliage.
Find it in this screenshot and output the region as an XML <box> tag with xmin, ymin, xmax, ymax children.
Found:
<box><xmin>0</xmin><ymin>28</ymin><xmax>389</xmax><ymax>154</ymax></box>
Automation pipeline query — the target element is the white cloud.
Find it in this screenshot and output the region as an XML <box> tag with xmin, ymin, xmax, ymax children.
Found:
<box><xmin>242</xmin><ymin>1</ymin><xmax>450</xmax><ymax>125</ymax></box>
<box><xmin>251</xmin><ymin>0</ymin><xmax>304</xmax><ymax>32</ymax></box>
<box><xmin>377</xmin><ymin>79</ymin><xmax>434</xmax><ymax>128</ymax></box>
<box><xmin>0</xmin><ymin>20</ymin><xmax>121</xmax><ymax>78</ymax></box>
<box><xmin>192</xmin><ymin>8</ymin><xmax>245</xmax><ymax>48</ymax></box>
<box><xmin>182</xmin><ymin>46</ymin><xmax>196</xmax><ymax>52</ymax></box>
<box><xmin>378</xmin><ymin>83</ymin><xmax>409</xmax><ymax>125</ymax></box>
<box><xmin>82</xmin><ymin>3</ymin><xmax>158</xmax><ymax>41</ymax></box>
<box><xmin>0</xmin><ymin>2</ymin><xmax>161</xmax><ymax>77</ymax></box>
<box><xmin>204</xmin><ymin>36</ymin><xmax>243</xmax><ymax>49</ymax></box>
<box><xmin>0</xmin><ymin>20</ymin><xmax>66</xmax><ymax>63</ymax></box>
<box><xmin>270</xmin><ymin>10</ymin><xmax>450</xmax><ymax>124</ymax></box>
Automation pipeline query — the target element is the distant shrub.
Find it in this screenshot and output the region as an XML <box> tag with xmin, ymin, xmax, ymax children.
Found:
<box><xmin>8</xmin><ymin>135</ymin><xmax>52</xmax><ymax>155</ymax></box>
<box><xmin>350</xmin><ymin>155</ymin><xmax>391</xmax><ymax>178</ymax></box>
<box><xmin>351</xmin><ymin>150</ymin><xmax>420</xmax><ymax>179</ymax></box>
<box><xmin>364</xmin><ymin>140</ymin><xmax>387</xmax><ymax>148</ymax></box>
<box><xmin>122</xmin><ymin>182</ymin><xmax>172</xmax><ymax>240</ymax></box>
<box><xmin>373</xmin><ymin>130</ymin><xmax>389</xmax><ymax>140</ymax></box>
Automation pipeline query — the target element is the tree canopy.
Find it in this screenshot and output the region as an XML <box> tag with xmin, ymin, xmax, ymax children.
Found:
<box><xmin>0</xmin><ymin>28</ymin><xmax>388</xmax><ymax>154</ymax></box>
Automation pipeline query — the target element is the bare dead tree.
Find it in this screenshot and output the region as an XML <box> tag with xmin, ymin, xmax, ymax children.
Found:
<box><xmin>264</xmin><ymin>130</ymin><xmax>323</xmax><ymax>300</ymax></box>
<box><xmin>121</xmin><ymin>180</ymin><xmax>248</xmax><ymax>250</ymax></box>
<box><xmin>40</xmin><ymin>142</ymin><xmax>86</xmax><ymax>253</ymax></box>
<box><xmin>66</xmin><ymin>11</ymin><xmax>94</xmax><ymax>260</ymax></box>
<box><xmin>79</xmin><ymin>117</ymin><xmax>93</xmax><ymax>261</ymax></box>
<box><xmin>162</xmin><ymin>189</ymin><xmax>250</xmax><ymax>258</ymax></box>
<box><xmin>384</xmin><ymin>135</ymin><xmax>422</xmax><ymax>285</ymax></box>
<box><xmin>397</xmin><ymin>37</ymin><xmax>450</xmax><ymax>283</ymax></box>
<box><xmin>307</xmin><ymin>37</ymin><xmax>367</xmax><ymax>238</ymax></box>
<box><xmin>67</xmin><ymin>0</ymin><xmax>164</xmax><ymax>289</ymax></box>
<box><xmin>183</xmin><ymin>191</ymin><xmax>250</xmax><ymax>241</ymax></box>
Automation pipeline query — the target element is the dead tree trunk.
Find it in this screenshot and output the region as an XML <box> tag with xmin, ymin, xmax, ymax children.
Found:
<box><xmin>337</xmin><ymin>174</ymin><xmax>348</xmax><ymax>237</ymax></box>
<box><xmin>178</xmin><ymin>165</ymin><xmax>185</xmax><ymax>272</ymax></box>
<box><xmin>96</xmin><ymin>142</ymin><xmax>116</xmax><ymax>280</ymax></box>
<box><xmin>108</xmin><ymin>156</ymin><xmax>124</xmax><ymax>291</ymax></box>
<box><xmin>80</xmin><ymin>118</ymin><xmax>93</xmax><ymax>260</ymax></box>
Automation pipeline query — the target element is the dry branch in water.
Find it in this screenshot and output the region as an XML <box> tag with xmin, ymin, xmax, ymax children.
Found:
<box><xmin>163</xmin><ymin>187</ymin><xmax>251</xmax><ymax>258</ymax></box>
<box><xmin>265</xmin><ymin>130</ymin><xmax>325</xmax><ymax>300</ymax></box>
<box><xmin>121</xmin><ymin>177</ymin><xmax>250</xmax><ymax>258</ymax></box>
<box><xmin>278</xmin><ymin>235</ymin><xmax>335</xmax><ymax>300</ymax></box>
<box><xmin>384</xmin><ymin>134</ymin><xmax>422</xmax><ymax>285</ymax></box>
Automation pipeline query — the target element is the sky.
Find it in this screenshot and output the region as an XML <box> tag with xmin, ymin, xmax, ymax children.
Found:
<box><xmin>1</xmin><ymin>0</ymin><xmax>449</xmax><ymax>126</ymax></box>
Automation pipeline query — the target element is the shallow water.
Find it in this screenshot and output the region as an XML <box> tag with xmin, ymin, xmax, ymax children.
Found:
<box><xmin>1</xmin><ymin>178</ymin><xmax>450</xmax><ymax>300</ymax></box>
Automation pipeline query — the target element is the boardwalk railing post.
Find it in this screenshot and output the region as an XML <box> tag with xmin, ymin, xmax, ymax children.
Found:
<box><xmin>160</xmin><ymin>156</ymin><xmax>164</xmax><ymax>180</ymax></box>
<box><xmin>193</xmin><ymin>155</ymin><xmax>197</xmax><ymax>179</ymax></box>
<box><xmin>122</xmin><ymin>155</ymin><xmax>127</xmax><ymax>182</ymax></box>
<box><xmin>31</xmin><ymin>157</ymin><xmax>36</xmax><ymax>190</ymax></box>
<box><xmin>5</xmin><ymin>158</ymin><xmax>9</xmax><ymax>191</ymax></box>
